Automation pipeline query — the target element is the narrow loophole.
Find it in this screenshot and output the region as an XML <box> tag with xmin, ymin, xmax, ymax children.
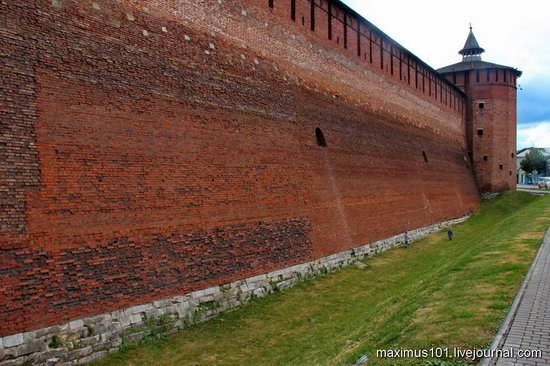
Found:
<box><xmin>315</xmin><ymin>127</ymin><xmax>327</xmax><ymax>148</ymax></box>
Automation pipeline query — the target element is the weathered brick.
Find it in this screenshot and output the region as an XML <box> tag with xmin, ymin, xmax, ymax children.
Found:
<box><xmin>0</xmin><ymin>0</ymin><xmax>481</xmax><ymax>352</ymax></box>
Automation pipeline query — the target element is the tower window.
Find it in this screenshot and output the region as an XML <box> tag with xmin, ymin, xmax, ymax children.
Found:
<box><xmin>315</xmin><ymin>127</ymin><xmax>327</xmax><ymax>147</ymax></box>
<box><xmin>268</xmin><ymin>0</ymin><xmax>273</xmax><ymax>8</ymax></box>
<box><xmin>511</xmin><ymin>152</ymin><xmax>515</xmax><ymax>158</ymax></box>
<box><xmin>476</xmin><ymin>70</ymin><xmax>480</xmax><ymax>82</ymax></box>
<box><xmin>483</xmin><ymin>155</ymin><xmax>488</xmax><ymax>161</ymax></box>
<box><xmin>499</xmin><ymin>164</ymin><xmax>503</xmax><ymax>170</ymax></box>
<box><xmin>478</xmin><ymin>102</ymin><xmax>485</xmax><ymax>109</ymax></box>
<box><xmin>477</xmin><ymin>128</ymin><xmax>484</xmax><ymax>137</ymax></box>
<box><xmin>422</xmin><ymin>151</ymin><xmax>428</xmax><ymax>163</ymax></box>
<box><xmin>509</xmin><ymin>171</ymin><xmax>512</xmax><ymax>176</ymax></box>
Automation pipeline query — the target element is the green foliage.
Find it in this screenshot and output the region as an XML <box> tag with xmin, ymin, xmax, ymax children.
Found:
<box><xmin>48</xmin><ymin>335</ymin><xmax>62</xmax><ymax>349</ymax></box>
<box><xmin>119</xmin><ymin>314</ymin><xmax>175</xmax><ymax>353</ymax></box>
<box><xmin>421</xmin><ymin>360</ymin><xmax>469</xmax><ymax>366</ymax></box>
<box><xmin>85</xmin><ymin>324</ymin><xmax>95</xmax><ymax>337</ymax></box>
<box><xmin>94</xmin><ymin>192</ymin><xmax>550</xmax><ymax>366</ymax></box>
<box><xmin>520</xmin><ymin>148</ymin><xmax>546</xmax><ymax>174</ymax></box>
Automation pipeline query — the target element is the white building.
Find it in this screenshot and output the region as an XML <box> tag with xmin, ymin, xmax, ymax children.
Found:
<box><xmin>516</xmin><ymin>148</ymin><xmax>550</xmax><ymax>184</ymax></box>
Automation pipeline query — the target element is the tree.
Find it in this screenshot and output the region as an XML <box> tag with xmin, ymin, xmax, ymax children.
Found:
<box><xmin>520</xmin><ymin>148</ymin><xmax>546</xmax><ymax>177</ymax></box>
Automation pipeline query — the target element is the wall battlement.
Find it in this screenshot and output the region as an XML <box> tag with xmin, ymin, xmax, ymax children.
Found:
<box><xmin>264</xmin><ymin>0</ymin><xmax>466</xmax><ymax>114</ymax></box>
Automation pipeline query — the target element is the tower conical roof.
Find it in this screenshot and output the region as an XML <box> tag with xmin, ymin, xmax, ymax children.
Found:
<box><xmin>459</xmin><ymin>26</ymin><xmax>485</xmax><ymax>60</ymax></box>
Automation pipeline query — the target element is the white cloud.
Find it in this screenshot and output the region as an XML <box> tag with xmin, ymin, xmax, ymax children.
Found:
<box><xmin>517</xmin><ymin>121</ymin><xmax>550</xmax><ymax>149</ymax></box>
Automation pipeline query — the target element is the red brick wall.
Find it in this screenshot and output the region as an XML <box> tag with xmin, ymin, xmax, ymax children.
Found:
<box><xmin>468</xmin><ymin>70</ymin><xmax>518</xmax><ymax>192</ymax></box>
<box><xmin>443</xmin><ymin>67</ymin><xmax>519</xmax><ymax>192</ymax></box>
<box><xmin>0</xmin><ymin>0</ymin><xmax>479</xmax><ymax>336</ymax></box>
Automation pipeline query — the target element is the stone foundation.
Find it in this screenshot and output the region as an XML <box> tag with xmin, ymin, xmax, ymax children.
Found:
<box><xmin>0</xmin><ymin>215</ymin><xmax>469</xmax><ymax>366</ymax></box>
<box><xmin>481</xmin><ymin>192</ymin><xmax>502</xmax><ymax>200</ymax></box>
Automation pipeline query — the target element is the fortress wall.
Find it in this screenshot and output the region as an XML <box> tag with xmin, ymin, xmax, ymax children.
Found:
<box><xmin>0</xmin><ymin>0</ymin><xmax>479</xmax><ymax>340</ymax></box>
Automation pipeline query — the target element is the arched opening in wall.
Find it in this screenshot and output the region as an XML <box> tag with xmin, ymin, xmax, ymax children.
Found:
<box><xmin>422</xmin><ymin>151</ymin><xmax>428</xmax><ymax>163</ymax></box>
<box><xmin>315</xmin><ymin>128</ymin><xmax>327</xmax><ymax>148</ymax></box>
<box><xmin>477</xmin><ymin>128</ymin><xmax>484</xmax><ymax>137</ymax></box>
<box><xmin>268</xmin><ymin>0</ymin><xmax>273</xmax><ymax>8</ymax></box>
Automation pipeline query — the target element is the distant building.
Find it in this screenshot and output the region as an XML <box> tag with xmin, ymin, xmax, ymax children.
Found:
<box><xmin>516</xmin><ymin>148</ymin><xmax>550</xmax><ymax>184</ymax></box>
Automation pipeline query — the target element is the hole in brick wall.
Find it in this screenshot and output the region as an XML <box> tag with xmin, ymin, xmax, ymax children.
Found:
<box><xmin>315</xmin><ymin>127</ymin><xmax>327</xmax><ymax>148</ymax></box>
<box><xmin>302</xmin><ymin>16</ymin><xmax>305</xmax><ymax>25</ymax></box>
<box><xmin>477</xmin><ymin>128</ymin><xmax>484</xmax><ymax>137</ymax></box>
<box><xmin>483</xmin><ymin>155</ymin><xmax>488</xmax><ymax>161</ymax></box>
<box><xmin>422</xmin><ymin>151</ymin><xmax>428</xmax><ymax>163</ymax></box>
<box><xmin>509</xmin><ymin>170</ymin><xmax>512</xmax><ymax>176</ymax></box>
<box><xmin>479</xmin><ymin>102</ymin><xmax>485</xmax><ymax>109</ymax></box>
<box><xmin>499</xmin><ymin>164</ymin><xmax>504</xmax><ymax>170</ymax></box>
<box><xmin>511</xmin><ymin>152</ymin><xmax>515</xmax><ymax>158</ymax></box>
<box><xmin>268</xmin><ymin>0</ymin><xmax>273</xmax><ymax>8</ymax></box>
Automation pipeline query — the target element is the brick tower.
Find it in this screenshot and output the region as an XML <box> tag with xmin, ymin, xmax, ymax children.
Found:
<box><xmin>439</xmin><ymin>27</ymin><xmax>522</xmax><ymax>193</ymax></box>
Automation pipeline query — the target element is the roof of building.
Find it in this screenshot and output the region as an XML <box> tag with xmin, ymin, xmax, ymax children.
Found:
<box><xmin>438</xmin><ymin>60</ymin><xmax>523</xmax><ymax>75</ymax></box>
<box><xmin>438</xmin><ymin>26</ymin><xmax>522</xmax><ymax>76</ymax></box>
<box><xmin>459</xmin><ymin>27</ymin><xmax>485</xmax><ymax>56</ymax></box>
<box><xmin>517</xmin><ymin>148</ymin><xmax>550</xmax><ymax>158</ymax></box>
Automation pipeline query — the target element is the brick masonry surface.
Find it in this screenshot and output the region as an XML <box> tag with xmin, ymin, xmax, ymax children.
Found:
<box><xmin>0</xmin><ymin>216</ymin><xmax>469</xmax><ymax>365</ymax></box>
<box><xmin>0</xmin><ymin>0</ymin><xmax>489</xmax><ymax>360</ymax></box>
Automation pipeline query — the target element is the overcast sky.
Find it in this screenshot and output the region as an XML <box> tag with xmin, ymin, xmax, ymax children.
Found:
<box><xmin>341</xmin><ymin>0</ymin><xmax>550</xmax><ymax>149</ymax></box>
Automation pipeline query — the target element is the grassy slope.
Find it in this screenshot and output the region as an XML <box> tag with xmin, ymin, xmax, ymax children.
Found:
<box><xmin>95</xmin><ymin>192</ymin><xmax>550</xmax><ymax>366</ymax></box>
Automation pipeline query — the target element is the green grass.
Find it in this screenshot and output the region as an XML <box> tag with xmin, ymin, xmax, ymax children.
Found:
<box><xmin>95</xmin><ymin>192</ymin><xmax>550</xmax><ymax>366</ymax></box>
